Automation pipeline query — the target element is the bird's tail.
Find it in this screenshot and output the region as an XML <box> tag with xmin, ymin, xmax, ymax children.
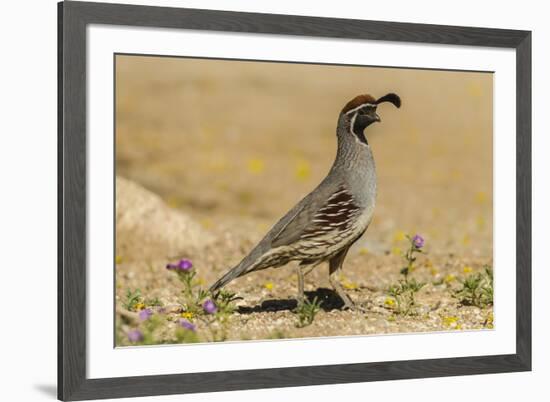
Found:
<box><xmin>208</xmin><ymin>269</ymin><xmax>238</xmax><ymax>294</ymax></box>
<box><xmin>209</xmin><ymin>257</ymin><xmax>260</xmax><ymax>294</ymax></box>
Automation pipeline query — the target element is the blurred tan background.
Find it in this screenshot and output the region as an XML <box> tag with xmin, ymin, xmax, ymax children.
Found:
<box><xmin>115</xmin><ymin>55</ymin><xmax>492</xmax><ymax>259</ymax></box>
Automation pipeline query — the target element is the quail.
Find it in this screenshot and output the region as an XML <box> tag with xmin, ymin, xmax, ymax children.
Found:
<box><xmin>210</xmin><ymin>93</ymin><xmax>401</xmax><ymax>309</ymax></box>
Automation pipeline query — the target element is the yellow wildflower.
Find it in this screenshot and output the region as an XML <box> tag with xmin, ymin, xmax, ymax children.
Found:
<box><xmin>393</xmin><ymin>230</ymin><xmax>406</xmax><ymax>243</ymax></box>
<box><xmin>391</xmin><ymin>247</ymin><xmax>402</xmax><ymax>256</ymax></box>
<box><xmin>135</xmin><ymin>302</ymin><xmax>146</xmax><ymax>311</ymax></box>
<box><xmin>444</xmin><ymin>274</ymin><xmax>456</xmax><ymax>284</ymax></box>
<box><xmin>294</xmin><ymin>159</ymin><xmax>311</xmax><ymax>181</ymax></box>
<box><xmin>475</xmin><ymin>191</ymin><xmax>488</xmax><ymax>204</ymax></box>
<box><xmin>181</xmin><ymin>311</ymin><xmax>194</xmax><ymax>319</ymax></box>
<box><xmin>384</xmin><ymin>297</ymin><xmax>395</xmax><ymax>307</ymax></box>
<box><xmin>264</xmin><ymin>282</ymin><xmax>274</xmax><ymax>291</ymax></box>
<box><xmin>359</xmin><ymin>247</ymin><xmax>369</xmax><ymax>256</ymax></box>
<box><xmin>247</xmin><ymin>158</ymin><xmax>265</xmax><ymax>174</ymax></box>
<box><xmin>343</xmin><ymin>281</ymin><xmax>358</xmax><ymax>290</ymax></box>
<box><xmin>115</xmin><ymin>255</ymin><xmax>123</xmax><ymax>265</ymax></box>
<box><xmin>200</xmin><ymin>218</ymin><xmax>213</xmax><ymax>229</ymax></box>
<box><xmin>442</xmin><ymin>316</ymin><xmax>458</xmax><ymax>327</ymax></box>
<box><xmin>166</xmin><ymin>197</ymin><xmax>180</xmax><ymax>208</ymax></box>
<box><xmin>463</xmin><ymin>266</ymin><xmax>473</xmax><ymax>274</ymax></box>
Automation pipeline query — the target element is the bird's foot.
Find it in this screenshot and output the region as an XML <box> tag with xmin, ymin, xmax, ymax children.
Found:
<box><xmin>329</xmin><ymin>276</ymin><xmax>360</xmax><ymax>311</ymax></box>
<box><xmin>341</xmin><ymin>300</ymin><xmax>356</xmax><ymax>311</ymax></box>
<box><xmin>342</xmin><ymin>301</ymin><xmax>366</xmax><ymax>313</ymax></box>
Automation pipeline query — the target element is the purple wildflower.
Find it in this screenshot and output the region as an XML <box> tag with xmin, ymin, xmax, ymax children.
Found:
<box><xmin>202</xmin><ymin>299</ymin><xmax>217</xmax><ymax>314</ymax></box>
<box><xmin>138</xmin><ymin>308</ymin><xmax>153</xmax><ymax>321</ymax></box>
<box><xmin>179</xmin><ymin>319</ymin><xmax>196</xmax><ymax>331</ymax></box>
<box><xmin>166</xmin><ymin>258</ymin><xmax>193</xmax><ymax>272</ymax></box>
<box><xmin>412</xmin><ymin>234</ymin><xmax>425</xmax><ymax>249</ymax></box>
<box><xmin>178</xmin><ymin>259</ymin><xmax>193</xmax><ymax>271</ymax></box>
<box><xmin>127</xmin><ymin>329</ymin><xmax>144</xmax><ymax>343</ymax></box>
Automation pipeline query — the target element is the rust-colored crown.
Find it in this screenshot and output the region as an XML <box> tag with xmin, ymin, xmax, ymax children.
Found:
<box><xmin>341</xmin><ymin>94</ymin><xmax>377</xmax><ymax>114</ymax></box>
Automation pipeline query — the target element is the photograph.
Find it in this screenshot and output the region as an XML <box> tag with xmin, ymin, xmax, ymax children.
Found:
<box><xmin>114</xmin><ymin>54</ymin><xmax>494</xmax><ymax>346</ymax></box>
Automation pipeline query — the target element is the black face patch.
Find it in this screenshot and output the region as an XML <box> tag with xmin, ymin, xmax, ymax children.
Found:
<box><xmin>353</xmin><ymin>117</ymin><xmax>369</xmax><ymax>144</ymax></box>
<box><xmin>351</xmin><ymin>106</ymin><xmax>377</xmax><ymax>144</ymax></box>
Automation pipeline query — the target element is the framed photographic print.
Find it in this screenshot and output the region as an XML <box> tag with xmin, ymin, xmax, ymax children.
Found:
<box><xmin>58</xmin><ymin>1</ymin><xmax>531</xmax><ymax>400</ymax></box>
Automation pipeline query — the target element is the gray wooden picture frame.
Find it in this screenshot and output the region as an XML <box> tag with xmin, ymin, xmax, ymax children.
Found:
<box><xmin>58</xmin><ymin>1</ymin><xmax>532</xmax><ymax>400</ymax></box>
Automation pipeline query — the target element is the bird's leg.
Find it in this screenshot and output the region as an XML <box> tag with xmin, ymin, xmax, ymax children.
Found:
<box><xmin>329</xmin><ymin>272</ymin><xmax>355</xmax><ymax>310</ymax></box>
<box><xmin>295</xmin><ymin>264</ymin><xmax>305</xmax><ymax>303</ymax></box>
<box><xmin>328</xmin><ymin>247</ymin><xmax>357</xmax><ymax>310</ymax></box>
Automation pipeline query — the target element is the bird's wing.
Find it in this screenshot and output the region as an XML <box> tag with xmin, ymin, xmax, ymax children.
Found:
<box><xmin>271</xmin><ymin>184</ymin><xmax>359</xmax><ymax>248</ymax></box>
<box><xmin>270</xmin><ymin>198</ymin><xmax>318</xmax><ymax>248</ymax></box>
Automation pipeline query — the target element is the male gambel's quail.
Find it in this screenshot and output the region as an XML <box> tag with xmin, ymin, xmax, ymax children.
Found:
<box><xmin>210</xmin><ymin>93</ymin><xmax>401</xmax><ymax>309</ymax></box>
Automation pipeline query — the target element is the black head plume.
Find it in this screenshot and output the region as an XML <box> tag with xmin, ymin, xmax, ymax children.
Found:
<box><xmin>375</xmin><ymin>93</ymin><xmax>401</xmax><ymax>108</ymax></box>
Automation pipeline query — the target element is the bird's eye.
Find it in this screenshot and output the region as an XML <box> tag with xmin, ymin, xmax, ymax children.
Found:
<box><xmin>361</xmin><ymin>106</ymin><xmax>374</xmax><ymax>114</ymax></box>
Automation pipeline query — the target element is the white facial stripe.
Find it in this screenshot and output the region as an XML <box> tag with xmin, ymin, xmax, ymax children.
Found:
<box><xmin>345</xmin><ymin>103</ymin><xmax>376</xmax><ymax>115</ymax></box>
<box><xmin>350</xmin><ymin>112</ymin><xmax>357</xmax><ymax>136</ymax></box>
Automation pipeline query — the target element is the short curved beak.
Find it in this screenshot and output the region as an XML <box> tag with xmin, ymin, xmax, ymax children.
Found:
<box><xmin>367</xmin><ymin>111</ymin><xmax>381</xmax><ymax>123</ymax></box>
